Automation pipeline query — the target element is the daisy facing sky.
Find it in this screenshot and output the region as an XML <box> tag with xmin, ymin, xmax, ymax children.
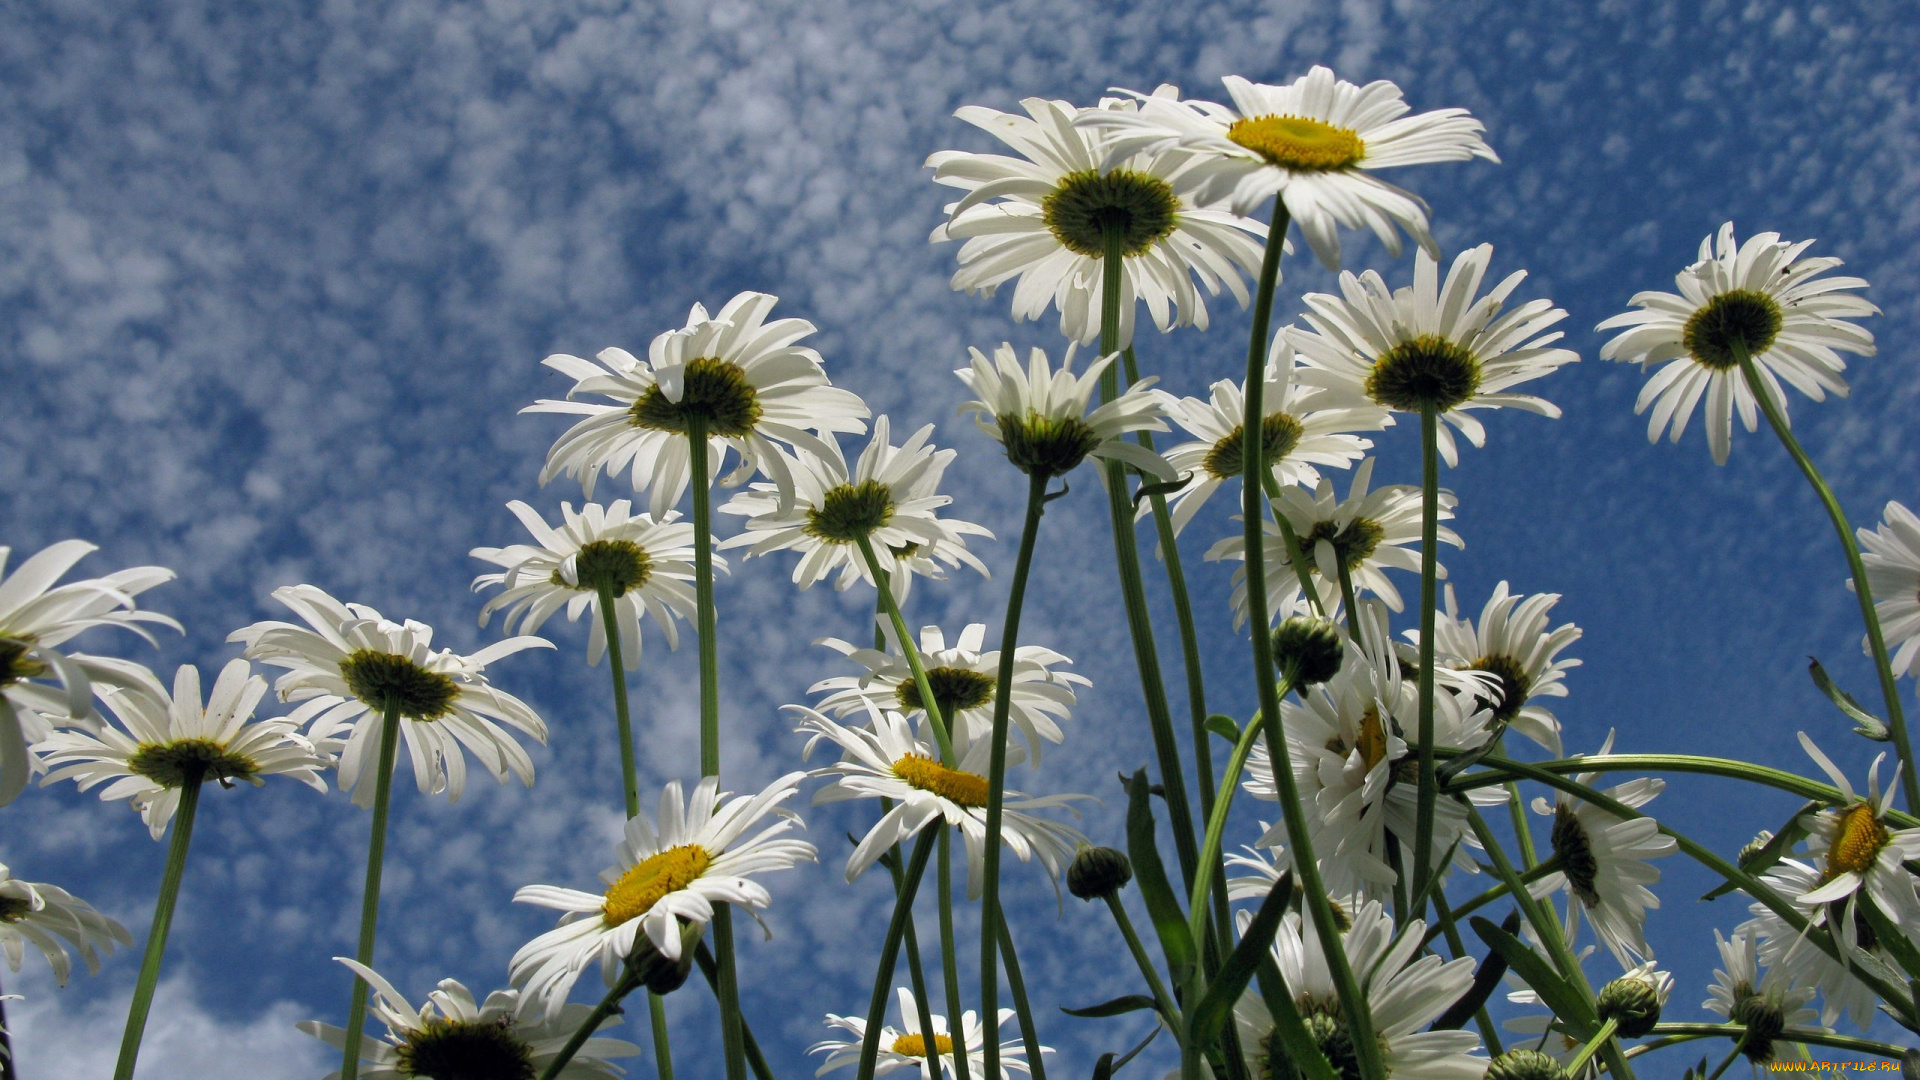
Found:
<box><xmin>955</xmin><ymin>343</ymin><xmax>1174</xmax><ymax>481</ymax></box>
<box><xmin>811</xmin><ymin>986</ymin><xmax>1043</xmax><ymax>1080</ymax></box>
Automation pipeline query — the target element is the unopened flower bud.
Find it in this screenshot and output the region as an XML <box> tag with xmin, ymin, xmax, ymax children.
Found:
<box><xmin>1597</xmin><ymin>967</ymin><xmax>1668</xmax><ymax>1038</ymax></box>
<box><xmin>625</xmin><ymin>919</ymin><xmax>705</xmax><ymax>996</ymax></box>
<box><xmin>1270</xmin><ymin>616</ymin><xmax>1343</xmax><ymax>686</ymax></box>
<box><xmin>1737</xmin><ymin>829</ymin><xmax>1773</xmax><ymax>865</ymax></box>
<box><xmin>1485</xmin><ymin>1048</ymin><xmax>1567</xmax><ymax>1080</ymax></box>
<box><xmin>1066</xmin><ymin>846</ymin><xmax>1132</xmax><ymax>901</ymax></box>
<box><xmin>1731</xmin><ymin>995</ymin><xmax>1786</xmax><ymax>1063</ymax></box>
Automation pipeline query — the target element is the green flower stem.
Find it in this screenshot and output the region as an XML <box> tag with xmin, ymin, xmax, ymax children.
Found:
<box><xmin>1187</xmin><ymin>695</ymin><xmax>1289</xmax><ymax>949</ymax></box>
<box><xmin>936</xmin><ymin>830</ymin><xmax>973</xmax><ymax>1080</ymax></box>
<box><xmin>1638</xmin><ymin>1023</ymin><xmax>1913</xmax><ymax>1060</ymax></box>
<box><xmin>1260</xmin><ymin>472</ymin><xmax>1328</xmax><ymax>621</ymax></box>
<box><xmin>0</xmin><ymin>972</ymin><xmax>13</xmax><ymax>1080</ymax></box>
<box><xmin>1427</xmin><ymin>891</ymin><xmax>1501</xmax><ymax>1057</ymax></box>
<box><xmin>1560</xmin><ymin>1016</ymin><xmax>1619</xmax><ymax>1078</ymax></box>
<box><xmin>994</xmin><ymin>919</ymin><xmax>1047</xmax><ymax>1080</ymax></box>
<box><xmin>1335</xmin><ymin>558</ymin><xmax>1362</xmax><ymax>650</ymax></box>
<box><xmin>1417</xmin><ymin>857</ymin><xmax>1562</xmax><ymax>949</ymax></box>
<box><xmin>338</xmin><ymin>701</ymin><xmax>403</xmax><ymax>1080</ymax></box>
<box><xmin>856</xmin><ymin>829</ymin><xmax>940</xmax><ymax>1080</ymax></box>
<box><xmin>854</xmin><ymin>534</ymin><xmax>957</xmax><ymax>766</ymax></box>
<box><xmin>979</xmin><ymin>471</ymin><xmax>1048</xmax><ymax>1080</ymax></box>
<box><xmin>1735</xmin><ymin>345</ymin><xmax>1917</xmax><ymax>813</ymax></box>
<box><xmin>112</xmin><ymin>768</ymin><xmax>204</xmax><ymax>1080</ymax></box>
<box><xmin>881</xmin><ymin>806</ymin><xmax>947</xmax><ymax>1080</ymax></box>
<box><xmin>1236</xmin><ymin>197</ymin><xmax>1383</xmax><ymax>1080</ymax></box>
<box><xmin>1097</xmin><ymin>236</ymin><xmax>1201</xmax><ymax>891</ymax></box>
<box><xmin>1101</xmin><ymin>893</ymin><xmax>1182</xmax><ymax>1029</ymax></box>
<box><xmin>647</xmin><ymin>994</ymin><xmax>676</xmax><ymax>1080</ymax></box>
<box><xmin>694</xmin><ymin>943</ymin><xmax>775</xmax><ymax>1080</ymax></box>
<box><xmin>1411</xmin><ymin>404</ymin><xmax>1441</xmax><ymax>918</ymax></box>
<box><xmin>537</xmin><ymin>968</ymin><xmax>642</xmax><ymax>1080</ymax></box>
<box><xmin>1702</xmin><ymin>1037</ymin><xmax>1746</xmax><ymax>1080</ymax></box>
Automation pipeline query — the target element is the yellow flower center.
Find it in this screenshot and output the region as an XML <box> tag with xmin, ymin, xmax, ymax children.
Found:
<box><xmin>1226</xmin><ymin>115</ymin><xmax>1365</xmax><ymax>172</ymax></box>
<box><xmin>890</xmin><ymin>1033</ymin><xmax>955</xmax><ymax>1058</ymax></box>
<box><xmin>1822</xmin><ymin>803</ymin><xmax>1888</xmax><ymax>882</ymax></box>
<box><xmin>603</xmin><ymin>844</ymin><xmax>712</xmax><ymax>926</ymax></box>
<box><xmin>1354</xmin><ymin>705</ymin><xmax>1390</xmax><ymax>774</ymax></box>
<box><xmin>891</xmin><ymin>754</ymin><xmax>989</xmax><ymax>808</ymax></box>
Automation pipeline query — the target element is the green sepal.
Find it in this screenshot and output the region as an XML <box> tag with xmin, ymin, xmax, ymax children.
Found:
<box><xmin>1125</xmin><ymin>768</ymin><xmax>1196</xmax><ymax>987</ymax></box>
<box><xmin>1060</xmin><ymin>995</ymin><xmax>1160</xmax><ymax>1019</ymax></box>
<box><xmin>1809</xmin><ymin>657</ymin><xmax>1891</xmax><ymax>741</ymax></box>
<box><xmin>1470</xmin><ymin>915</ymin><xmax>1597</xmax><ymax>1035</ymax></box>
<box><xmin>1186</xmin><ymin>871</ymin><xmax>1293</xmax><ymax>1049</ymax></box>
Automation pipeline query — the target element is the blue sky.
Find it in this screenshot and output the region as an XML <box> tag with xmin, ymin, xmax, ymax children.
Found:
<box><xmin>3</xmin><ymin>0</ymin><xmax>1917</xmax><ymax>1075</ymax></box>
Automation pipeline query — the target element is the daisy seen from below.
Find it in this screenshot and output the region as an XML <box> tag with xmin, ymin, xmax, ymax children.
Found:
<box><xmin>0</xmin><ymin>861</ymin><xmax>131</xmax><ymax>986</ymax></box>
<box><xmin>471</xmin><ymin>500</ymin><xmax>706</xmax><ymax>670</ymax></box>
<box><xmin>955</xmin><ymin>343</ymin><xmax>1174</xmax><ymax>481</ymax></box>
<box><xmin>718</xmin><ymin>417</ymin><xmax>991</xmax><ymax>596</ymax></box>
<box><xmin>1855</xmin><ymin>500</ymin><xmax>1920</xmax><ymax>678</ymax></box>
<box><xmin>1408</xmin><ymin>581</ymin><xmax>1582</xmax><ymax>756</ymax></box>
<box><xmin>510</xmin><ymin>772</ymin><xmax>814</xmax><ymax>1020</ymax></box>
<box><xmin>36</xmin><ymin>659</ymin><xmax>330</xmax><ymax>839</ymax></box>
<box><xmin>299</xmin><ymin>958</ymin><xmax>639</xmax><ymax>1080</ymax></box>
<box><xmin>525</xmin><ymin>291</ymin><xmax>870</xmax><ymax>516</ymax></box>
<box><xmin>230</xmin><ymin>584</ymin><xmax>552</xmax><ymax>807</ymax></box>
<box><xmin>1149</xmin><ymin>336</ymin><xmax>1387</xmax><ymax>539</ymax></box>
<box><xmin>791</xmin><ymin>702</ymin><xmax>1090</xmax><ymax>898</ymax></box>
<box><xmin>1078</xmin><ymin>67</ymin><xmax>1498</xmax><ymax>269</ymax></box>
<box><xmin>1738</xmin><ymin>856</ymin><xmax>1903</xmax><ymax>1031</ymax></box>
<box><xmin>1287</xmin><ymin>243</ymin><xmax>1577</xmax><ymax>466</ymax></box>
<box><xmin>812</xmin><ymin>986</ymin><xmax>1042</xmax><ymax>1080</ymax></box>
<box><xmin>1597</xmin><ymin>222</ymin><xmax>1877</xmax><ymax>465</ymax></box>
<box><xmin>927</xmin><ymin>88</ymin><xmax>1266</xmax><ymax>348</ymax></box>
<box><xmin>1793</xmin><ymin>733</ymin><xmax>1920</xmax><ymax>931</ymax></box>
<box><xmin>1528</xmin><ymin>734</ymin><xmax>1676</xmax><ymax>967</ymax></box>
<box><xmin>1209</xmin><ymin>456</ymin><xmax>1459</xmax><ymax>625</ymax></box>
<box><xmin>808</xmin><ymin>621</ymin><xmax>1087</xmax><ymax>764</ymax></box>
<box><xmin>0</xmin><ymin>540</ymin><xmax>178</xmax><ymax>805</ymax></box>
<box><xmin>1229</xmin><ymin>900</ymin><xmax>1484</xmax><ymax>1079</ymax></box>
<box><xmin>1703</xmin><ymin>928</ymin><xmax>1823</xmax><ymax>1065</ymax></box>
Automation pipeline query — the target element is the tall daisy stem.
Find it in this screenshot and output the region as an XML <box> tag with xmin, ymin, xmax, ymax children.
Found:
<box><xmin>1560</xmin><ymin>1017</ymin><xmax>1619</xmax><ymax>1078</ymax></box>
<box><xmin>1735</xmin><ymin>348</ymin><xmax>1918</xmax><ymax>813</ymax></box>
<box><xmin>112</xmin><ymin>769</ymin><xmax>203</xmax><ymax>1080</ymax></box>
<box><xmin>1260</xmin><ymin>472</ymin><xmax>1327</xmax><ymax>620</ymax></box>
<box><xmin>1237</xmin><ymin>197</ymin><xmax>1383</xmax><ymax>1079</ymax></box>
<box><xmin>337</xmin><ymin>701</ymin><xmax>401</xmax><ymax>1080</ymax></box>
<box><xmin>936</xmin><ymin>831</ymin><xmax>972</xmax><ymax>1080</ymax></box>
<box><xmin>854</xmin><ymin>535</ymin><xmax>956</xmax><ymax>765</ymax></box>
<box><xmin>856</xmin><ymin>829</ymin><xmax>940</xmax><ymax>1080</ymax></box>
<box><xmin>979</xmin><ymin>471</ymin><xmax>1049</xmax><ymax>1080</ymax></box>
<box><xmin>537</xmin><ymin>968</ymin><xmax>642</xmax><ymax>1080</ymax></box>
<box><xmin>1186</xmin><ymin>691</ymin><xmax>1289</xmax><ymax>948</ymax></box>
<box><xmin>1411</xmin><ymin>404</ymin><xmax>1441</xmax><ymax>916</ymax></box>
<box><xmin>881</xmin><ymin>808</ymin><xmax>948</xmax><ymax>1080</ymax></box>
<box><xmin>1101</xmin><ymin>893</ymin><xmax>1181</xmax><ymax>1028</ymax></box>
<box><xmin>994</xmin><ymin>920</ymin><xmax>1048</xmax><ymax>1080</ymax></box>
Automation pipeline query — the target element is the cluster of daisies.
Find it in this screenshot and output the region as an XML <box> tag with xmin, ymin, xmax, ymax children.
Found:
<box><xmin>4</xmin><ymin>61</ymin><xmax>1918</xmax><ymax>1080</ymax></box>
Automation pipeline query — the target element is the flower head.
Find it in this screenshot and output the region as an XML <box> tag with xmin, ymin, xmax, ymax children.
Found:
<box><xmin>1409</xmin><ymin>581</ymin><xmax>1582</xmax><ymax>756</ymax></box>
<box><xmin>812</xmin><ymin>986</ymin><xmax>1043</xmax><ymax>1080</ymax></box>
<box><xmin>1530</xmin><ymin>735</ymin><xmax>1675</xmax><ymax>967</ymax></box>
<box><xmin>1703</xmin><ymin>928</ymin><xmax>1821</xmax><ymax>1064</ymax></box>
<box><xmin>525</xmin><ymin>292</ymin><xmax>870</xmax><ymax>515</ymax></box>
<box><xmin>0</xmin><ymin>862</ymin><xmax>131</xmax><ymax>986</ymax></box>
<box><xmin>1792</xmin><ymin>734</ymin><xmax>1920</xmax><ymax>931</ymax></box>
<box><xmin>928</xmin><ymin>89</ymin><xmax>1267</xmax><ymax>348</ymax></box>
<box><xmin>1854</xmin><ymin>500</ymin><xmax>1920</xmax><ymax>678</ymax></box>
<box><xmin>1079</xmin><ymin>68</ymin><xmax>1498</xmax><ymax>269</ymax></box>
<box><xmin>1598</xmin><ymin>223</ymin><xmax>1876</xmax><ymax>465</ymax></box>
<box><xmin>230</xmin><ymin>585</ymin><xmax>552</xmax><ymax>808</ymax></box>
<box><xmin>956</xmin><ymin>344</ymin><xmax>1173</xmax><ymax>480</ymax></box>
<box><xmin>36</xmin><ymin>659</ymin><xmax>330</xmax><ymax>839</ymax></box>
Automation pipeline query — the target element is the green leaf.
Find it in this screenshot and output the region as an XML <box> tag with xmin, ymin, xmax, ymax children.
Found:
<box><xmin>1089</xmin><ymin>1024</ymin><xmax>1162</xmax><ymax>1080</ymax></box>
<box><xmin>1060</xmin><ymin>995</ymin><xmax>1160</xmax><ymax>1019</ymax></box>
<box><xmin>1132</xmin><ymin>472</ymin><xmax>1194</xmax><ymax>509</ymax></box>
<box><xmin>1859</xmin><ymin>902</ymin><xmax>1920</xmax><ymax>982</ymax></box>
<box><xmin>1470</xmin><ymin>916</ymin><xmax>1596</xmax><ymax>1036</ymax></box>
<box><xmin>1125</xmin><ymin>769</ymin><xmax>1197</xmax><ymax>986</ymax></box>
<box><xmin>1432</xmin><ymin>912</ymin><xmax>1519</xmax><ymax>1030</ymax></box>
<box><xmin>1205</xmin><ymin>714</ymin><xmax>1241</xmax><ymax>742</ymax></box>
<box><xmin>1809</xmin><ymin>657</ymin><xmax>1891</xmax><ymax>741</ymax></box>
<box><xmin>1187</xmin><ymin>871</ymin><xmax>1293</xmax><ymax>1048</ymax></box>
<box><xmin>1700</xmin><ymin>803</ymin><xmax>1815</xmax><ymax>901</ymax></box>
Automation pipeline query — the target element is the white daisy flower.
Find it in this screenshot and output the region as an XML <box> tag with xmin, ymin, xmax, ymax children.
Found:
<box><xmin>807</xmin><ymin>622</ymin><xmax>1087</xmax><ymax>765</ymax></box>
<box><xmin>1792</xmin><ymin>733</ymin><xmax>1920</xmax><ymax>928</ymax></box>
<box><xmin>1597</xmin><ymin>222</ymin><xmax>1877</xmax><ymax>465</ymax></box>
<box><xmin>0</xmin><ymin>540</ymin><xmax>178</xmax><ymax>805</ymax></box>
<box><xmin>1287</xmin><ymin>244</ymin><xmax>1576</xmax><ymax>466</ymax></box>
<box><xmin>1209</xmin><ymin>457</ymin><xmax>1459</xmax><ymax>626</ymax></box>
<box><xmin>791</xmin><ymin>703</ymin><xmax>1090</xmax><ymax>899</ymax></box>
<box><xmin>299</xmin><ymin>957</ymin><xmax>639</xmax><ymax>1080</ymax></box>
<box><xmin>1855</xmin><ymin>500</ymin><xmax>1920</xmax><ymax>678</ymax></box>
<box><xmin>471</xmin><ymin>500</ymin><xmax>708</xmax><ymax>671</ymax></box>
<box><xmin>1529</xmin><ymin>734</ymin><xmax>1676</xmax><ymax>967</ymax></box>
<box><xmin>510</xmin><ymin>773</ymin><xmax>814</xmax><ymax>1021</ymax></box>
<box><xmin>1230</xmin><ymin>900</ymin><xmax>1484</xmax><ymax>1079</ymax></box>
<box><xmin>1078</xmin><ymin>67</ymin><xmax>1498</xmax><ymax>269</ymax></box>
<box><xmin>525</xmin><ymin>291</ymin><xmax>870</xmax><ymax>516</ymax></box>
<box><xmin>230</xmin><ymin>585</ymin><xmax>552</xmax><ymax>808</ymax></box>
<box><xmin>1148</xmin><ymin>337</ymin><xmax>1387</xmax><ymax>539</ymax></box>
<box><xmin>955</xmin><ymin>343</ymin><xmax>1174</xmax><ymax>480</ymax></box>
<box><xmin>1738</xmin><ymin>858</ymin><xmax>1902</xmax><ymax>1032</ymax></box>
<box><xmin>0</xmin><ymin>861</ymin><xmax>131</xmax><ymax>986</ymax></box>
<box><xmin>927</xmin><ymin>89</ymin><xmax>1267</xmax><ymax>348</ymax></box>
<box><xmin>35</xmin><ymin>659</ymin><xmax>330</xmax><ymax>839</ymax></box>
<box><xmin>811</xmin><ymin>986</ymin><xmax>1042</xmax><ymax>1080</ymax></box>
<box><xmin>1406</xmin><ymin>581</ymin><xmax>1582</xmax><ymax>756</ymax></box>
<box><xmin>1703</xmin><ymin>928</ymin><xmax>1823</xmax><ymax>1065</ymax></box>
<box><xmin>718</xmin><ymin>418</ymin><xmax>992</xmax><ymax>597</ymax></box>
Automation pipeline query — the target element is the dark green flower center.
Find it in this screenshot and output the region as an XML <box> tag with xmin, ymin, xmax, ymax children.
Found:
<box><xmin>127</xmin><ymin>738</ymin><xmax>259</xmax><ymax>789</ymax></box>
<box><xmin>394</xmin><ymin>1016</ymin><xmax>535</xmax><ymax>1080</ymax></box>
<box><xmin>1465</xmin><ymin>653</ymin><xmax>1531</xmax><ymax>725</ymax></box>
<box><xmin>1203</xmin><ymin>413</ymin><xmax>1305</xmax><ymax>480</ymax></box>
<box><xmin>806</xmin><ymin>480</ymin><xmax>896</xmax><ymax>544</ymax></box>
<box><xmin>1683</xmin><ymin>289</ymin><xmax>1783</xmax><ymax>371</ymax></box>
<box><xmin>1260</xmin><ymin>1007</ymin><xmax>1371</xmax><ymax>1080</ymax></box>
<box><xmin>1363</xmin><ymin>334</ymin><xmax>1481</xmax><ymax>413</ymax></box>
<box><xmin>896</xmin><ymin>666</ymin><xmax>997</xmax><ymax>717</ymax></box>
<box><xmin>997</xmin><ymin>413</ymin><xmax>1101</xmax><ymax>478</ymax></box>
<box><xmin>1297</xmin><ymin>518</ymin><xmax>1386</xmax><ymax>574</ymax></box>
<box><xmin>1551</xmin><ymin>803</ymin><xmax>1600</xmax><ymax>908</ymax></box>
<box><xmin>339</xmin><ymin>649</ymin><xmax>459</xmax><ymax>722</ymax></box>
<box><xmin>628</xmin><ymin>356</ymin><xmax>763</xmax><ymax>438</ymax></box>
<box><xmin>554</xmin><ymin>539</ymin><xmax>653</xmax><ymax>597</ymax></box>
<box><xmin>1041</xmin><ymin>168</ymin><xmax>1181</xmax><ymax>258</ymax></box>
<box><xmin>1731</xmin><ymin>993</ymin><xmax>1786</xmax><ymax>1063</ymax></box>
<box><xmin>0</xmin><ymin>897</ymin><xmax>33</xmax><ymax>923</ymax></box>
<box><xmin>0</xmin><ymin>637</ymin><xmax>44</xmax><ymax>688</ymax></box>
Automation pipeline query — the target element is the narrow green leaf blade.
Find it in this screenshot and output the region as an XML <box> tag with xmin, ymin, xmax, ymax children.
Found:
<box><xmin>1060</xmin><ymin>995</ymin><xmax>1160</xmax><ymax>1019</ymax></box>
<box><xmin>1187</xmin><ymin>871</ymin><xmax>1293</xmax><ymax>1048</ymax></box>
<box><xmin>1809</xmin><ymin>657</ymin><xmax>1891</xmax><ymax>741</ymax></box>
<box><xmin>1125</xmin><ymin>769</ymin><xmax>1197</xmax><ymax>985</ymax></box>
<box><xmin>1470</xmin><ymin>916</ymin><xmax>1596</xmax><ymax>1035</ymax></box>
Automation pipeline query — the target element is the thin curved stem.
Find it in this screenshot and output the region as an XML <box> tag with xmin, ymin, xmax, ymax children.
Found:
<box><xmin>113</xmin><ymin>771</ymin><xmax>203</xmax><ymax>1080</ymax></box>
<box><xmin>1735</xmin><ymin>345</ymin><xmax>1916</xmax><ymax>813</ymax></box>
<box><xmin>936</xmin><ymin>830</ymin><xmax>972</xmax><ymax>1080</ymax></box>
<box><xmin>995</xmin><ymin>920</ymin><xmax>1047</xmax><ymax>1080</ymax></box>
<box><xmin>1261</xmin><ymin>473</ymin><xmax>1327</xmax><ymax>621</ymax></box>
<box><xmin>881</xmin><ymin>805</ymin><xmax>946</xmax><ymax>1080</ymax></box>
<box><xmin>1561</xmin><ymin>1016</ymin><xmax>1619</xmax><ymax>1078</ymax></box>
<box><xmin>537</xmin><ymin>968</ymin><xmax>642</xmax><ymax>1080</ymax></box>
<box><xmin>1639</xmin><ymin>1022</ymin><xmax>1913</xmax><ymax>1060</ymax></box>
<box><xmin>1102</xmin><ymin>894</ymin><xmax>1181</xmax><ymax>1028</ymax></box>
<box><xmin>855</xmin><ymin>535</ymin><xmax>956</xmax><ymax>766</ymax></box>
<box><xmin>1412</xmin><ymin>405</ymin><xmax>1440</xmax><ymax>916</ymax></box>
<box><xmin>1418</xmin><ymin>857</ymin><xmax>1562</xmax><ymax>949</ymax></box>
<box><xmin>856</xmin><ymin>830</ymin><xmax>940</xmax><ymax>1080</ymax></box>
<box><xmin>338</xmin><ymin>701</ymin><xmax>402</xmax><ymax>1080</ymax></box>
<box><xmin>1187</xmin><ymin>695</ymin><xmax>1288</xmax><ymax>948</ymax></box>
